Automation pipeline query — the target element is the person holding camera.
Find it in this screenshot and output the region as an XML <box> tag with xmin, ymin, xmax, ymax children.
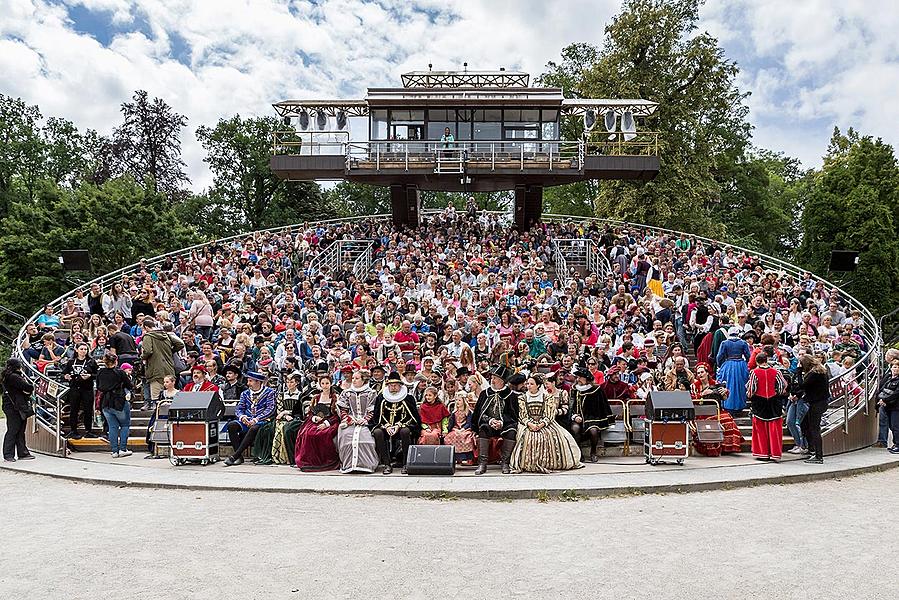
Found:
<box><xmin>2</xmin><ymin>358</ymin><xmax>36</xmax><ymax>462</ymax></box>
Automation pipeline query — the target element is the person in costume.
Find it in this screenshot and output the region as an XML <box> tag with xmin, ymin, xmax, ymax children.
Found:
<box><xmin>223</xmin><ymin>371</ymin><xmax>275</xmax><ymax>466</ymax></box>
<box><xmin>690</xmin><ymin>362</ymin><xmax>743</xmax><ymax>456</ymax></box>
<box><xmin>418</xmin><ymin>386</ymin><xmax>449</xmax><ymax>445</ymax></box>
<box><xmin>371</xmin><ymin>371</ymin><xmax>421</xmax><ymax>474</ymax></box>
<box><xmin>601</xmin><ymin>365</ymin><xmax>635</xmax><ymax>401</ymax></box>
<box><xmin>471</xmin><ymin>364</ymin><xmax>519</xmax><ymax>475</ymax></box>
<box><xmin>219</xmin><ymin>363</ymin><xmax>245</xmax><ymax>404</ymax></box>
<box><xmin>510</xmin><ymin>373</ymin><xmax>582</xmax><ymax>473</ymax></box>
<box><xmin>443</xmin><ymin>392</ymin><xmax>476</xmax><ymax>464</ymax></box>
<box><xmin>336</xmin><ymin>369</ymin><xmax>379</xmax><ymax>474</ymax></box>
<box><xmin>544</xmin><ymin>370</ymin><xmax>571</xmax><ymax>430</ymax></box>
<box><xmin>746</xmin><ymin>352</ymin><xmax>788</xmax><ymax>461</ymax></box>
<box><xmin>569</xmin><ymin>364</ymin><xmax>615</xmax><ymax>462</ymax></box>
<box><xmin>182</xmin><ymin>363</ymin><xmax>219</xmax><ymax>393</ymax></box>
<box><xmin>294</xmin><ymin>374</ymin><xmax>340</xmax><ymax>471</ymax></box>
<box><xmin>716</xmin><ymin>326</ymin><xmax>752</xmax><ymax>414</ymax></box>
<box><xmin>254</xmin><ymin>371</ymin><xmax>307</xmax><ymax>465</ymax></box>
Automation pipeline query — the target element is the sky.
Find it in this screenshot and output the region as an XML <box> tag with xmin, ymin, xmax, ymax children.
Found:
<box><xmin>2</xmin><ymin>0</ymin><xmax>898</xmax><ymax>191</ymax></box>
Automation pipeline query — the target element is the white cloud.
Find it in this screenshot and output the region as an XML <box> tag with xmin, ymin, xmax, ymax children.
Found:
<box><xmin>1</xmin><ymin>0</ymin><xmax>897</xmax><ymax>191</ymax></box>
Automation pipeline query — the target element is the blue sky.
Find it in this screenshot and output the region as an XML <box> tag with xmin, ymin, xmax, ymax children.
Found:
<box><xmin>2</xmin><ymin>0</ymin><xmax>898</xmax><ymax>190</ymax></box>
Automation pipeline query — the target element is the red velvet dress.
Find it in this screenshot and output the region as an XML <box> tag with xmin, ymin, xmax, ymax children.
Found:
<box><xmin>294</xmin><ymin>393</ymin><xmax>340</xmax><ymax>471</ymax></box>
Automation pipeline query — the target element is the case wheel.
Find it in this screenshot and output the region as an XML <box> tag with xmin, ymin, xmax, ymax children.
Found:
<box><xmin>676</xmin><ymin>458</ymin><xmax>684</xmax><ymax>465</ymax></box>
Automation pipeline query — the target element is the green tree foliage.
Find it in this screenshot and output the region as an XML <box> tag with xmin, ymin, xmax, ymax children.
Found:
<box><xmin>0</xmin><ymin>177</ymin><xmax>196</xmax><ymax>315</ymax></box>
<box><xmin>540</xmin><ymin>0</ymin><xmax>750</xmax><ymax>234</ymax></box>
<box><xmin>112</xmin><ymin>90</ymin><xmax>190</xmax><ymax>196</ymax></box>
<box><xmin>715</xmin><ymin>149</ymin><xmax>807</xmax><ymax>255</ymax></box>
<box><xmin>797</xmin><ymin>128</ymin><xmax>899</xmax><ymax>313</ymax></box>
<box><xmin>326</xmin><ymin>181</ymin><xmax>391</xmax><ymax>217</ymax></box>
<box><xmin>194</xmin><ymin>115</ymin><xmax>335</xmax><ymax>237</ymax></box>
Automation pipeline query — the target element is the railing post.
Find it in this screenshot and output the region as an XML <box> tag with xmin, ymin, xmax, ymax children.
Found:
<box><xmin>376</xmin><ymin>143</ymin><xmax>380</xmax><ymax>171</ymax></box>
<box><xmin>549</xmin><ymin>143</ymin><xmax>553</xmax><ymax>171</ymax></box>
<box><xmin>491</xmin><ymin>143</ymin><xmax>495</xmax><ymax>170</ymax></box>
<box><xmin>405</xmin><ymin>145</ymin><xmax>408</xmax><ymax>172</ymax></box>
<box><xmin>520</xmin><ymin>144</ymin><xmax>524</xmax><ymax>171</ymax></box>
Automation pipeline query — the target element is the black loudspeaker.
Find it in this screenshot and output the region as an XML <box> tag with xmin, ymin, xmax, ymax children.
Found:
<box><xmin>829</xmin><ymin>250</ymin><xmax>859</xmax><ymax>272</ymax></box>
<box><xmin>59</xmin><ymin>249</ymin><xmax>92</xmax><ymax>272</ymax></box>
<box><xmin>646</xmin><ymin>390</ymin><xmax>695</xmax><ymax>421</ymax></box>
<box><xmin>168</xmin><ymin>391</ymin><xmax>225</xmax><ymax>422</ymax></box>
<box><xmin>405</xmin><ymin>445</ymin><xmax>455</xmax><ymax>475</ymax></box>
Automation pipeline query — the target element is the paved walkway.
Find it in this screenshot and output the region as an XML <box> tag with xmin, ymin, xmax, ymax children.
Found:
<box><xmin>2</xmin><ymin>466</ymin><xmax>896</xmax><ymax>599</ymax></box>
<box><xmin>4</xmin><ymin>417</ymin><xmax>897</xmax><ymax>497</ymax></box>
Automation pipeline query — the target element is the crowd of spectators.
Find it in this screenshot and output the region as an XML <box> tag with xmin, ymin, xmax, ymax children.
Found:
<box><xmin>14</xmin><ymin>205</ymin><xmax>886</xmax><ymax>461</ymax></box>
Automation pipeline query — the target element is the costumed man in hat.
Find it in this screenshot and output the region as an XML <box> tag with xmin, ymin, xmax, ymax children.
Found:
<box><xmin>224</xmin><ymin>371</ymin><xmax>276</xmax><ymax>466</ymax></box>
<box><xmin>371</xmin><ymin>371</ymin><xmax>421</xmax><ymax>474</ymax></box>
<box><xmin>369</xmin><ymin>364</ymin><xmax>387</xmax><ymax>391</ymax></box>
<box><xmin>570</xmin><ymin>363</ymin><xmax>615</xmax><ymax>462</ymax></box>
<box><xmin>219</xmin><ymin>363</ymin><xmax>245</xmax><ymax>404</ymax></box>
<box><xmin>471</xmin><ymin>364</ymin><xmax>519</xmax><ymax>475</ymax></box>
<box><xmin>182</xmin><ymin>363</ymin><xmax>219</xmax><ymax>393</ymax></box>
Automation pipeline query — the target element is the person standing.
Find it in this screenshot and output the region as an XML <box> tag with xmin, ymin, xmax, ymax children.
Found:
<box><xmin>2</xmin><ymin>358</ymin><xmax>36</xmax><ymax>462</ymax></box>
<box><xmin>716</xmin><ymin>327</ymin><xmax>752</xmax><ymax>414</ymax></box>
<box><xmin>746</xmin><ymin>352</ymin><xmax>788</xmax><ymax>461</ymax></box>
<box><xmin>800</xmin><ymin>355</ymin><xmax>831</xmax><ymax>464</ymax></box>
<box><xmin>223</xmin><ymin>371</ymin><xmax>275</xmax><ymax>466</ymax></box>
<box><xmin>876</xmin><ymin>360</ymin><xmax>899</xmax><ymax>455</ymax></box>
<box><xmin>140</xmin><ymin>317</ymin><xmax>185</xmax><ymax>405</ymax></box>
<box><xmin>61</xmin><ymin>343</ymin><xmax>99</xmax><ymax>439</ymax></box>
<box><xmin>96</xmin><ymin>352</ymin><xmax>134</xmax><ymax>458</ymax></box>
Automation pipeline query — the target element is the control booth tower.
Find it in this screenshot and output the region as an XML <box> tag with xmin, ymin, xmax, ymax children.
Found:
<box><xmin>269</xmin><ymin>69</ymin><xmax>660</xmax><ymax>230</ymax></box>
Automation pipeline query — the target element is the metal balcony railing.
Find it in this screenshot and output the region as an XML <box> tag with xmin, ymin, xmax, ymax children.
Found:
<box><xmin>271</xmin><ymin>131</ymin><xmax>660</xmax><ymax>173</ymax></box>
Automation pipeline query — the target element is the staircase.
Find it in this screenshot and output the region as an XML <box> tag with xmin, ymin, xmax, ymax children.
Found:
<box><xmin>681</xmin><ymin>344</ymin><xmax>794</xmax><ymax>453</ymax></box>
<box><xmin>66</xmin><ymin>405</ymin><xmax>152</xmax><ymax>453</ymax></box>
<box><xmin>552</xmin><ymin>238</ymin><xmax>611</xmax><ymax>280</ymax></box>
<box><xmin>434</xmin><ymin>149</ymin><xmax>464</xmax><ymax>174</ymax></box>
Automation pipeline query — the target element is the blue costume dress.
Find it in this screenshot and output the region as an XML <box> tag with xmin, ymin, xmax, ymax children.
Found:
<box><xmin>716</xmin><ymin>337</ymin><xmax>752</xmax><ymax>412</ymax></box>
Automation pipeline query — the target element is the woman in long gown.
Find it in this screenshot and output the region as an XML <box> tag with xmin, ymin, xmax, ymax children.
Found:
<box><xmin>690</xmin><ymin>363</ymin><xmax>744</xmax><ymax>456</ymax></box>
<box><xmin>271</xmin><ymin>372</ymin><xmax>307</xmax><ymax>465</ymax></box>
<box><xmin>716</xmin><ymin>326</ymin><xmax>752</xmax><ymax>414</ymax></box>
<box><xmin>443</xmin><ymin>393</ymin><xmax>476</xmax><ymax>464</ymax></box>
<box><xmin>335</xmin><ymin>370</ymin><xmax>379</xmax><ymax>474</ymax></box>
<box><xmin>510</xmin><ymin>373</ymin><xmax>583</xmax><ymax>473</ymax></box>
<box><xmin>294</xmin><ymin>374</ymin><xmax>340</xmax><ymax>472</ymax></box>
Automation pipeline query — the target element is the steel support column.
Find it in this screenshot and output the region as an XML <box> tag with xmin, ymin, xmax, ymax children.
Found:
<box><xmin>514</xmin><ymin>184</ymin><xmax>543</xmax><ymax>231</ymax></box>
<box><xmin>390</xmin><ymin>184</ymin><xmax>420</xmax><ymax>229</ymax></box>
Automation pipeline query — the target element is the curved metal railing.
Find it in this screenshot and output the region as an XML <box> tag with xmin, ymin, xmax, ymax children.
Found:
<box><xmin>16</xmin><ymin>210</ymin><xmax>882</xmax><ymax>455</ymax></box>
<box><xmin>541</xmin><ymin>213</ymin><xmax>883</xmax><ymax>448</ymax></box>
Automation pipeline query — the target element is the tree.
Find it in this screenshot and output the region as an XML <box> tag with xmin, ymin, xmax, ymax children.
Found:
<box><xmin>195</xmin><ymin>115</ymin><xmax>335</xmax><ymax>237</ymax></box>
<box><xmin>0</xmin><ymin>177</ymin><xmax>197</xmax><ymax>314</ymax></box>
<box><xmin>326</xmin><ymin>181</ymin><xmax>391</xmax><ymax>217</ymax></box>
<box><xmin>0</xmin><ymin>94</ymin><xmax>44</xmax><ymax>209</ymax></box>
<box><xmin>797</xmin><ymin>128</ymin><xmax>899</xmax><ymax>313</ymax></box>
<box><xmin>540</xmin><ymin>0</ymin><xmax>750</xmax><ymax>234</ymax></box>
<box><xmin>112</xmin><ymin>90</ymin><xmax>189</xmax><ymax>196</ymax></box>
<box><xmin>715</xmin><ymin>149</ymin><xmax>807</xmax><ymax>255</ymax></box>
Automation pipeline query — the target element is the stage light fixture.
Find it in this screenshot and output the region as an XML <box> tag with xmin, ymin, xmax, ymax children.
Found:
<box><xmin>584</xmin><ymin>109</ymin><xmax>597</xmax><ymax>132</ymax></box>
<box><xmin>622</xmin><ymin>110</ymin><xmax>636</xmax><ymax>141</ymax></box>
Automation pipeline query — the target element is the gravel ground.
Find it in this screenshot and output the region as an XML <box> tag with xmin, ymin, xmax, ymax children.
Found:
<box><xmin>1</xmin><ymin>468</ymin><xmax>893</xmax><ymax>599</ymax></box>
